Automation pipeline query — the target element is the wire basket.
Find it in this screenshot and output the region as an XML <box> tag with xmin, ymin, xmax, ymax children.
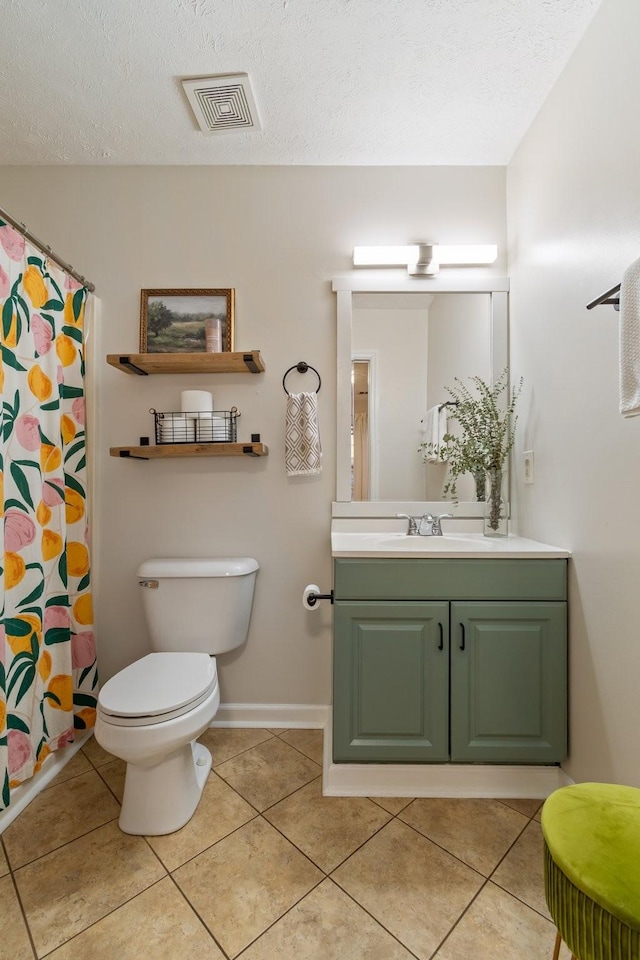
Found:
<box><xmin>151</xmin><ymin>407</ymin><xmax>239</xmax><ymax>444</ymax></box>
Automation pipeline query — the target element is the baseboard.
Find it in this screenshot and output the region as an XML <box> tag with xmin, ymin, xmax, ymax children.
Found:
<box><xmin>321</xmin><ymin>716</ymin><xmax>573</xmax><ymax>799</ymax></box>
<box><xmin>323</xmin><ymin>760</ymin><xmax>572</xmax><ymax>798</ymax></box>
<box><xmin>0</xmin><ymin>729</ymin><xmax>93</xmax><ymax>834</ymax></box>
<box><xmin>211</xmin><ymin>703</ymin><xmax>330</xmax><ymax>729</ymax></box>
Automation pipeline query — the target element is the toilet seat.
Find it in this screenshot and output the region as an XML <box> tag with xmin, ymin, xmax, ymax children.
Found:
<box><xmin>98</xmin><ymin>652</ymin><xmax>218</xmax><ymax>727</ymax></box>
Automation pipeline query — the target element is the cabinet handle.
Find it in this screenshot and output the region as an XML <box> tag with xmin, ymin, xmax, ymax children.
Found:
<box><xmin>460</xmin><ymin>623</ymin><xmax>466</xmax><ymax>651</ymax></box>
<box><xmin>438</xmin><ymin>622</ymin><xmax>444</xmax><ymax>651</ymax></box>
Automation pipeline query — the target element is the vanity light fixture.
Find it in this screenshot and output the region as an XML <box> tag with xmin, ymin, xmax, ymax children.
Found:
<box><xmin>352</xmin><ymin>243</ymin><xmax>498</xmax><ymax>276</ymax></box>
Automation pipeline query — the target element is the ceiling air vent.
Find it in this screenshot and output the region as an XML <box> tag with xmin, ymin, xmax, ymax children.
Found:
<box><xmin>182</xmin><ymin>74</ymin><xmax>261</xmax><ymax>134</ymax></box>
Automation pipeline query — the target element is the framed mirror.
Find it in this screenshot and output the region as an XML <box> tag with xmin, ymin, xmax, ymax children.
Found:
<box><xmin>332</xmin><ymin>275</ymin><xmax>509</xmax><ymax>516</ymax></box>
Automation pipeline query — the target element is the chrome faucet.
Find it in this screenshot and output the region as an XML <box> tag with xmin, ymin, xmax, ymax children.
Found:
<box><xmin>418</xmin><ymin>513</ymin><xmax>453</xmax><ymax>537</ymax></box>
<box><xmin>396</xmin><ymin>513</ymin><xmax>420</xmax><ymax>536</ymax></box>
<box><xmin>396</xmin><ymin>512</ymin><xmax>453</xmax><ymax>536</ymax></box>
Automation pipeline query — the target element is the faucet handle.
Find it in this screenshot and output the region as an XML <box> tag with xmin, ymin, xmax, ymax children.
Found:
<box><xmin>396</xmin><ymin>513</ymin><xmax>419</xmax><ymax>535</ymax></box>
<box><xmin>426</xmin><ymin>512</ymin><xmax>453</xmax><ymax>536</ymax></box>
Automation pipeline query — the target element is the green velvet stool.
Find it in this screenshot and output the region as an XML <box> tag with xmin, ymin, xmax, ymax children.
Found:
<box><xmin>542</xmin><ymin>782</ymin><xmax>640</xmax><ymax>960</ymax></box>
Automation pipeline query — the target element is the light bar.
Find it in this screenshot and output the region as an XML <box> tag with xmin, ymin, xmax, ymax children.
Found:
<box><xmin>353</xmin><ymin>244</ymin><xmax>498</xmax><ymax>271</ymax></box>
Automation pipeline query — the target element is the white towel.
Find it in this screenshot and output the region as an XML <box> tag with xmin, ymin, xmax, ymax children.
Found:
<box><xmin>620</xmin><ymin>256</ymin><xmax>640</xmax><ymax>417</ymax></box>
<box><xmin>285</xmin><ymin>392</ymin><xmax>322</xmax><ymax>476</ymax></box>
<box><xmin>420</xmin><ymin>405</ymin><xmax>448</xmax><ymax>462</ymax></box>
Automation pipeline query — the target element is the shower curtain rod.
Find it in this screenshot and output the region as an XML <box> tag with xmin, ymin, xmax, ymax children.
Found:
<box><xmin>0</xmin><ymin>204</ymin><xmax>95</xmax><ymax>292</ymax></box>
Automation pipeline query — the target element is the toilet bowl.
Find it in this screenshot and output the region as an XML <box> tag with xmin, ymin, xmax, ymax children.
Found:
<box><xmin>96</xmin><ymin>652</ymin><xmax>220</xmax><ymax>834</ymax></box>
<box><xmin>95</xmin><ymin>557</ymin><xmax>258</xmax><ymax>835</ymax></box>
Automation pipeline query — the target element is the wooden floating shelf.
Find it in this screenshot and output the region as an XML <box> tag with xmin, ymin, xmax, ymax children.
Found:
<box><xmin>106</xmin><ymin>351</ymin><xmax>265</xmax><ymax>375</ymax></box>
<box><xmin>110</xmin><ymin>442</ymin><xmax>269</xmax><ymax>460</ymax></box>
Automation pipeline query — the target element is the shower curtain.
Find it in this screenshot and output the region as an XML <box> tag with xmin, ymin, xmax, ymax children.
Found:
<box><xmin>0</xmin><ymin>219</ymin><xmax>98</xmax><ymax>810</ymax></box>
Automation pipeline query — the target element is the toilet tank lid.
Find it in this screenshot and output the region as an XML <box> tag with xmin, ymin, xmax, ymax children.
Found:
<box><xmin>138</xmin><ymin>557</ymin><xmax>259</xmax><ymax>579</ymax></box>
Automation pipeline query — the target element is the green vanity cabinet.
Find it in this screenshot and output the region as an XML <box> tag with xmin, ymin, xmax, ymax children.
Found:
<box><xmin>333</xmin><ymin>601</ymin><xmax>450</xmax><ymax>762</ymax></box>
<box><xmin>332</xmin><ymin>558</ymin><xmax>568</xmax><ymax>765</ymax></box>
<box><xmin>450</xmin><ymin>601</ymin><xmax>567</xmax><ymax>762</ymax></box>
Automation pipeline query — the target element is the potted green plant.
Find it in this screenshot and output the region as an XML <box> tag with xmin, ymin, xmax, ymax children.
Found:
<box><xmin>420</xmin><ymin>369</ymin><xmax>522</xmax><ymax>535</ymax></box>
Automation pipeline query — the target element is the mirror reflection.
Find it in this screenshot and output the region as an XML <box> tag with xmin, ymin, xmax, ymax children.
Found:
<box><xmin>351</xmin><ymin>293</ymin><xmax>492</xmax><ymax>502</ymax></box>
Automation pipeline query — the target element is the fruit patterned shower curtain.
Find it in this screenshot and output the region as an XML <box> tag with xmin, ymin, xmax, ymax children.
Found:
<box><xmin>0</xmin><ymin>218</ymin><xmax>98</xmax><ymax>810</ymax></box>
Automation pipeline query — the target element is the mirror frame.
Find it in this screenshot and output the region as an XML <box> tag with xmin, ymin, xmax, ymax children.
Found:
<box><xmin>332</xmin><ymin>274</ymin><xmax>510</xmax><ymax>517</ymax></box>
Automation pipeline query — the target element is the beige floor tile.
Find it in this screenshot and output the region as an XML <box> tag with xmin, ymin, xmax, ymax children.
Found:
<box><xmin>279</xmin><ymin>728</ymin><xmax>324</xmax><ymax>765</ymax></box>
<box><xmin>400</xmin><ymin>797</ymin><xmax>528</xmax><ymax>876</ymax></box>
<box><xmin>499</xmin><ymin>797</ymin><xmax>543</xmax><ymax>818</ymax></box>
<box><xmin>267</xmin><ymin>727</ymin><xmax>289</xmax><ymax>734</ymax></box>
<box><xmin>370</xmin><ymin>796</ymin><xmax>414</xmax><ymax>815</ymax></box>
<box><xmin>432</xmin><ymin>881</ymin><xmax>571</xmax><ymax>960</ymax></box>
<box><xmin>96</xmin><ymin>758</ymin><xmax>126</xmax><ymax>803</ymax></box>
<box><xmin>0</xmin><ymin>842</ymin><xmax>9</xmax><ymax>878</ymax></box>
<box><xmin>198</xmin><ymin>727</ymin><xmax>274</xmax><ymax>766</ymax></box>
<box><xmin>147</xmin><ymin>771</ymin><xmax>256</xmax><ymax>871</ymax></box>
<box><xmin>333</xmin><ymin>819</ymin><xmax>483</xmax><ymax>960</ymax></box>
<box><xmin>174</xmin><ymin>816</ymin><xmax>322</xmax><ymax>958</ymax></box>
<box><xmin>535</xmin><ymin>806</ymin><xmax>543</xmax><ymax>823</ymax></box>
<box><xmin>46</xmin><ymin>877</ymin><xmax>225</xmax><ymax>960</ymax></box>
<box><xmin>264</xmin><ymin>778</ymin><xmax>390</xmax><ymax>872</ymax></box>
<box><xmin>44</xmin><ymin>751</ymin><xmax>93</xmax><ymax>790</ymax></box>
<box><xmin>215</xmin><ymin>737</ymin><xmax>322</xmax><ymax>812</ymax></box>
<box><xmin>241</xmin><ymin>878</ymin><xmax>415</xmax><ymax>960</ymax></box>
<box><xmin>3</xmin><ymin>771</ymin><xmax>120</xmax><ymax>869</ymax></box>
<box><xmin>81</xmin><ymin>735</ymin><xmax>115</xmax><ymax>769</ymax></box>
<box><xmin>491</xmin><ymin>819</ymin><xmax>550</xmax><ymax>918</ymax></box>
<box><xmin>0</xmin><ymin>876</ymin><xmax>33</xmax><ymax>960</ymax></box>
<box><xmin>14</xmin><ymin>820</ymin><xmax>166</xmax><ymax>956</ymax></box>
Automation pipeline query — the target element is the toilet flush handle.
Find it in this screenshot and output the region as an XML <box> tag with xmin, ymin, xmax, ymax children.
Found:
<box><xmin>139</xmin><ymin>579</ymin><xmax>159</xmax><ymax>589</ymax></box>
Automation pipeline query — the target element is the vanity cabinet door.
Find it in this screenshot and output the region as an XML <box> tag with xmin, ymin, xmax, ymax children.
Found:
<box><xmin>333</xmin><ymin>601</ymin><xmax>449</xmax><ymax>763</ymax></box>
<box><xmin>450</xmin><ymin>602</ymin><xmax>567</xmax><ymax>763</ymax></box>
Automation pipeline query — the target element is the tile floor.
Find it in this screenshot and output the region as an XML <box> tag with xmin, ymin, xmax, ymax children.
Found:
<box><xmin>0</xmin><ymin>728</ymin><xmax>569</xmax><ymax>960</ymax></box>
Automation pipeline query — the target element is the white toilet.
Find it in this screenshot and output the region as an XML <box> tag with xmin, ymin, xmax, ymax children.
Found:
<box><xmin>95</xmin><ymin>557</ymin><xmax>258</xmax><ymax>836</ymax></box>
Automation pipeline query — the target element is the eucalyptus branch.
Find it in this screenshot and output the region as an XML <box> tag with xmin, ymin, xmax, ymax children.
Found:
<box><xmin>419</xmin><ymin>369</ymin><xmax>523</xmax><ymax>502</ymax></box>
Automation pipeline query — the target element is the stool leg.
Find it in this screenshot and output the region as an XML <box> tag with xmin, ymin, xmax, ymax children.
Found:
<box><xmin>552</xmin><ymin>932</ymin><xmax>562</xmax><ymax>960</ymax></box>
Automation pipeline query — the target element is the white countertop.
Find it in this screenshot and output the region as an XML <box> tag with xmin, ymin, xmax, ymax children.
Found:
<box><xmin>331</xmin><ymin>521</ymin><xmax>570</xmax><ymax>559</ymax></box>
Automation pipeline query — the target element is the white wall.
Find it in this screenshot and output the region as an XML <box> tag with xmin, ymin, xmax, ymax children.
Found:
<box><xmin>0</xmin><ymin>165</ymin><xmax>506</xmax><ymax>706</ymax></box>
<box><xmin>353</xmin><ymin>306</ymin><xmax>428</xmax><ymax>500</ymax></box>
<box><xmin>426</xmin><ymin>294</ymin><xmax>492</xmax><ymax>501</ymax></box>
<box><xmin>507</xmin><ymin>0</ymin><xmax>640</xmax><ymax>785</ymax></box>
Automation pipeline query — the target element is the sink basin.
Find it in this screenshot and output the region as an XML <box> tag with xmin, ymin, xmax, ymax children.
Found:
<box><xmin>374</xmin><ymin>534</ymin><xmax>494</xmax><ymax>551</ymax></box>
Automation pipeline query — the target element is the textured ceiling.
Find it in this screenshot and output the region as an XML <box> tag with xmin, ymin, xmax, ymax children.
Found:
<box><xmin>0</xmin><ymin>0</ymin><xmax>602</xmax><ymax>165</ymax></box>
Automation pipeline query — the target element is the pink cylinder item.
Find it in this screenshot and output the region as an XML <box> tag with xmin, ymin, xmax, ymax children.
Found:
<box><xmin>204</xmin><ymin>317</ymin><xmax>223</xmax><ymax>353</ymax></box>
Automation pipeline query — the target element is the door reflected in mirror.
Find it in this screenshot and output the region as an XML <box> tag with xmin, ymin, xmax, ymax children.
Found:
<box><xmin>351</xmin><ymin>293</ymin><xmax>491</xmax><ymax>502</ymax></box>
<box><xmin>352</xmin><ymin>359</ymin><xmax>370</xmax><ymax>500</ymax></box>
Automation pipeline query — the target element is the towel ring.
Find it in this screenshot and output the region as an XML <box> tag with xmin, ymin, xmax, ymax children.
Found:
<box><xmin>282</xmin><ymin>361</ymin><xmax>322</xmax><ymax>395</ymax></box>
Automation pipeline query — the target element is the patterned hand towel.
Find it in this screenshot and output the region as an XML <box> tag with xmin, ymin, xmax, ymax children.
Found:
<box><xmin>285</xmin><ymin>392</ymin><xmax>322</xmax><ymax>476</ymax></box>
<box><xmin>620</xmin><ymin>255</ymin><xmax>640</xmax><ymax>417</ymax></box>
<box><xmin>420</xmin><ymin>405</ymin><xmax>448</xmax><ymax>461</ymax></box>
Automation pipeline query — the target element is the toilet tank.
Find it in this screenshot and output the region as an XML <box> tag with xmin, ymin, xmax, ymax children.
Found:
<box><xmin>137</xmin><ymin>557</ymin><xmax>258</xmax><ymax>655</ymax></box>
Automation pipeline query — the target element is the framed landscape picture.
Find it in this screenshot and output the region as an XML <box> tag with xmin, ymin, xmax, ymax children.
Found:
<box><xmin>139</xmin><ymin>288</ymin><xmax>235</xmax><ymax>354</ymax></box>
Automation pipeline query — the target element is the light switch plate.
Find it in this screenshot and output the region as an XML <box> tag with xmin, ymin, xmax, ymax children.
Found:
<box><xmin>523</xmin><ymin>450</ymin><xmax>534</xmax><ymax>484</ymax></box>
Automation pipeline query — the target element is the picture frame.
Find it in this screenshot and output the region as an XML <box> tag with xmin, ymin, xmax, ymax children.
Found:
<box><xmin>139</xmin><ymin>288</ymin><xmax>235</xmax><ymax>354</ymax></box>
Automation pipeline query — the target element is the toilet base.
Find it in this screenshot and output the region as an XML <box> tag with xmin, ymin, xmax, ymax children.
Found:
<box><xmin>118</xmin><ymin>740</ymin><xmax>213</xmax><ymax>836</ymax></box>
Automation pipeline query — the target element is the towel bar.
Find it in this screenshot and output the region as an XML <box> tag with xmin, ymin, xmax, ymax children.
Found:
<box><xmin>586</xmin><ymin>283</ymin><xmax>620</xmax><ymax>310</ymax></box>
